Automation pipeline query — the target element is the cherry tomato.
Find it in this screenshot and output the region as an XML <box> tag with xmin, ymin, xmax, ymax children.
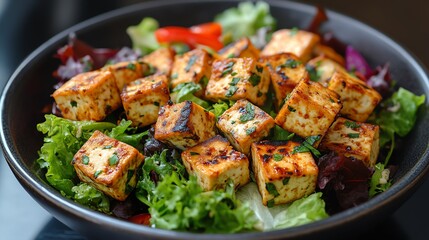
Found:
<box><xmin>128</xmin><ymin>213</ymin><xmax>151</xmax><ymax>225</ymax></box>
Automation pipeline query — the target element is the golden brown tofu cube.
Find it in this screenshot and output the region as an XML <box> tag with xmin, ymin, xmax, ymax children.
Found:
<box><xmin>217</xmin><ymin>99</ymin><xmax>275</xmax><ymax>155</ymax></box>
<box><xmin>105</xmin><ymin>60</ymin><xmax>150</xmax><ymax>91</ymax></box>
<box><xmin>52</xmin><ymin>70</ymin><xmax>121</xmax><ymax>121</ymax></box>
<box><xmin>154</xmin><ymin>101</ymin><xmax>217</xmax><ymax>150</ymax></box>
<box><xmin>219</xmin><ymin>37</ymin><xmax>260</xmax><ymax>59</ymax></box>
<box><xmin>121</xmin><ymin>75</ymin><xmax>170</xmax><ymax>127</ymax></box>
<box><xmin>170</xmin><ymin>48</ymin><xmax>213</xmax><ymax>89</ymax></box>
<box><xmin>275</xmin><ymin>77</ymin><xmax>342</xmax><ymax>147</ymax></box>
<box><xmin>319</xmin><ymin>117</ymin><xmax>380</xmax><ymax>167</ymax></box>
<box><xmin>251</xmin><ymin>140</ymin><xmax>318</xmax><ymax>206</ymax></box>
<box><xmin>72</xmin><ymin>130</ymin><xmax>145</xmax><ymax>201</ymax></box>
<box><xmin>328</xmin><ymin>71</ymin><xmax>382</xmax><ymax>122</ymax></box>
<box><xmin>259</xmin><ymin>53</ymin><xmax>307</xmax><ymax>109</ymax></box>
<box><xmin>205</xmin><ymin>58</ymin><xmax>271</xmax><ymax>107</ymax></box>
<box><xmin>312</xmin><ymin>44</ymin><xmax>345</xmax><ymax>66</ymax></box>
<box><xmin>306</xmin><ymin>56</ymin><xmax>348</xmax><ymax>87</ymax></box>
<box><xmin>181</xmin><ymin>135</ymin><xmax>250</xmax><ymax>191</ymax></box>
<box><xmin>261</xmin><ymin>29</ymin><xmax>320</xmax><ymax>62</ymax></box>
<box><xmin>140</xmin><ymin>47</ymin><xmax>175</xmax><ymax>76</ymax></box>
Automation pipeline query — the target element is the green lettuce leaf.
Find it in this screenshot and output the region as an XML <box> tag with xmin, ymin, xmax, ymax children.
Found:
<box><xmin>374</xmin><ymin>87</ymin><xmax>425</xmax><ymax>137</ymax></box>
<box><xmin>71</xmin><ymin>183</ymin><xmax>110</xmax><ymax>213</ymax></box>
<box><xmin>272</xmin><ymin>125</ymin><xmax>295</xmax><ymax>141</ymax></box>
<box><xmin>108</xmin><ymin>119</ymin><xmax>148</xmax><ymax>150</ymax></box>
<box><xmin>209</xmin><ymin>100</ymin><xmax>235</xmax><ymax>118</ymax></box>
<box><xmin>170</xmin><ymin>82</ymin><xmax>211</xmax><ymax>109</ymax></box>
<box><xmin>127</xmin><ymin>17</ymin><xmax>160</xmax><ymax>55</ymax></box>
<box><xmin>215</xmin><ymin>1</ymin><xmax>276</xmax><ymax>44</ymax></box>
<box><xmin>273</xmin><ymin>192</ymin><xmax>329</xmax><ymax>229</ymax></box>
<box><xmin>149</xmin><ymin>172</ymin><xmax>258</xmax><ymax>233</ymax></box>
<box><xmin>36</xmin><ymin>114</ymin><xmax>116</xmax><ymax>196</ymax></box>
<box><xmin>369</xmin><ymin>163</ymin><xmax>392</xmax><ymax>198</ymax></box>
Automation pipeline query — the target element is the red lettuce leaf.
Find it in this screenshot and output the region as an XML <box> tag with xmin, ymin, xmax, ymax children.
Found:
<box><xmin>345</xmin><ymin>45</ymin><xmax>373</xmax><ymax>78</ymax></box>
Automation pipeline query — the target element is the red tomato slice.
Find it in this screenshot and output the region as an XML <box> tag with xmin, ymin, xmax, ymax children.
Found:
<box><xmin>128</xmin><ymin>213</ymin><xmax>151</xmax><ymax>225</ymax></box>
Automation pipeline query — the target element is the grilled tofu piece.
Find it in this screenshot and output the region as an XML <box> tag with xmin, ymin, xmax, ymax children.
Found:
<box><xmin>205</xmin><ymin>58</ymin><xmax>271</xmax><ymax>107</ymax></box>
<box><xmin>72</xmin><ymin>130</ymin><xmax>145</xmax><ymax>201</ymax></box>
<box><xmin>217</xmin><ymin>99</ymin><xmax>275</xmax><ymax>155</ymax></box>
<box><xmin>312</xmin><ymin>44</ymin><xmax>345</xmax><ymax>66</ymax></box>
<box><xmin>52</xmin><ymin>70</ymin><xmax>121</xmax><ymax>121</ymax></box>
<box><xmin>319</xmin><ymin>117</ymin><xmax>380</xmax><ymax>167</ymax></box>
<box><xmin>170</xmin><ymin>48</ymin><xmax>213</xmax><ymax>89</ymax></box>
<box><xmin>259</xmin><ymin>53</ymin><xmax>307</xmax><ymax>110</ymax></box>
<box><xmin>251</xmin><ymin>140</ymin><xmax>318</xmax><ymax>206</ymax></box>
<box><xmin>306</xmin><ymin>56</ymin><xmax>347</xmax><ymax>87</ymax></box>
<box><xmin>261</xmin><ymin>29</ymin><xmax>320</xmax><ymax>62</ymax></box>
<box><xmin>219</xmin><ymin>37</ymin><xmax>260</xmax><ymax>59</ymax></box>
<box><xmin>121</xmin><ymin>75</ymin><xmax>170</xmax><ymax>127</ymax></box>
<box><xmin>154</xmin><ymin>101</ymin><xmax>217</xmax><ymax>150</ymax></box>
<box><xmin>140</xmin><ymin>47</ymin><xmax>174</xmax><ymax>76</ymax></box>
<box><xmin>104</xmin><ymin>60</ymin><xmax>150</xmax><ymax>91</ymax></box>
<box><xmin>275</xmin><ymin>77</ymin><xmax>342</xmax><ymax>147</ymax></box>
<box><xmin>328</xmin><ymin>71</ymin><xmax>382</xmax><ymax>122</ymax></box>
<box><xmin>181</xmin><ymin>135</ymin><xmax>250</xmax><ymax>191</ymax></box>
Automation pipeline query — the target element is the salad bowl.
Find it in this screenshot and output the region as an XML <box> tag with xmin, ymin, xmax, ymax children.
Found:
<box><xmin>1</xmin><ymin>0</ymin><xmax>428</xmax><ymax>239</ymax></box>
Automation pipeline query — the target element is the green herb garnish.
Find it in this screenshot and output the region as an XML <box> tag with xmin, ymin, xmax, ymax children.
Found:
<box><xmin>109</xmin><ymin>152</ymin><xmax>119</xmax><ymax>166</ymax></box>
<box><xmin>345</xmin><ymin>121</ymin><xmax>361</xmax><ymax>129</ymax></box>
<box><xmin>94</xmin><ymin>170</ymin><xmax>102</xmax><ymax>178</ymax></box>
<box><xmin>239</xmin><ymin>102</ymin><xmax>255</xmax><ymax>123</ymax></box>
<box><xmin>70</xmin><ymin>101</ymin><xmax>77</xmax><ymax>107</ymax></box>
<box><xmin>273</xmin><ymin>153</ymin><xmax>283</xmax><ymax>161</ymax></box>
<box><xmin>246</xmin><ymin>126</ymin><xmax>256</xmax><ymax>135</ymax></box>
<box><xmin>266</xmin><ymin>183</ymin><xmax>280</xmax><ymax>197</ymax></box>
<box><xmin>185</xmin><ymin>55</ymin><xmax>198</xmax><ymax>72</ymax></box>
<box><xmin>221</xmin><ymin>61</ymin><xmax>235</xmax><ymax>77</ymax></box>
<box><xmin>347</xmin><ymin>133</ymin><xmax>360</xmax><ymax>138</ymax></box>
<box><xmin>82</xmin><ymin>155</ymin><xmax>90</xmax><ymax>165</ymax></box>
<box><xmin>126</xmin><ymin>63</ymin><xmax>136</xmax><ymax>71</ymax></box>
<box><xmin>292</xmin><ymin>135</ymin><xmax>322</xmax><ymax>157</ymax></box>
<box><xmin>248</xmin><ymin>74</ymin><xmax>261</xmax><ymax>86</ymax></box>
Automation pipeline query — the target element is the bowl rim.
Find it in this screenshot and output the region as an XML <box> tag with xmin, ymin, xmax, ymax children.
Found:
<box><xmin>1</xmin><ymin>0</ymin><xmax>429</xmax><ymax>239</ymax></box>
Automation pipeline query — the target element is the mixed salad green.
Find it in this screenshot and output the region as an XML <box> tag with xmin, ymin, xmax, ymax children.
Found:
<box><xmin>37</xmin><ymin>1</ymin><xmax>425</xmax><ymax>234</ymax></box>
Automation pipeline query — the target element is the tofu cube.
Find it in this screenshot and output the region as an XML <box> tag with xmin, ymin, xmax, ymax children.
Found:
<box><xmin>217</xmin><ymin>99</ymin><xmax>275</xmax><ymax>155</ymax></box>
<box><xmin>205</xmin><ymin>58</ymin><xmax>270</xmax><ymax>107</ymax></box>
<box><xmin>312</xmin><ymin>44</ymin><xmax>346</xmax><ymax>66</ymax></box>
<box><xmin>328</xmin><ymin>71</ymin><xmax>382</xmax><ymax>122</ymax></box>
<box><xmin>170</xmin><ymin>48</ymin><xmax>213</xmax><ymax>89</ymax></box>
<box><xmin>261</xmin><ymin>29</ymin><xmax>320</xmax><ymax>62</ymax></box>
<box><xmin>275</xmin><ymin>77</ymin><xmax>342</xmax><ymax>146</ymax></box>
<box><xmin>121</xmin><ymin>75</ymin><xmax>170</xmax><ymax>127</ymax></box>
<box><xmin>306</xmin><ymin>56</ymin><xmax>347</xmax><ymax>87</ymax></box>
<box><xmin>140</xmin><ymin>47</ymin><xmax>175</xmax><ymax>75</ymax></box>
<box><xmin>319</xmin><ymin>117</ymin><xmax>380</xmax><ymax>167</ymax></box>
<box><xmin>219</xmin><ymin>37</ymin><xmax>260</xmax><ymax>59</ymax></box>
<box><xmin>154</xmin><ymin>101</ymin><xmax>217</xmax><ymax>150</ymax></box>
<box><xmin>105</xmin><ymin>60</ymin><xmax>150</xmax><ymax>91</ymax></box>
<box><xmin>259</xmin><ymin>53</ymin><xmax>307</xmax><ymax>109</ymax></box>
<box><xmin>52</xmin><ymin>70</ymin><xmax>121</xmax><ymax>121</ymax></box>
<box><xmin>251</xmin><ymin>140</ymin><xmax>318</xmax><ymax>206</ymax></box>
<box><xmin>181</xmin><ymin>135</ymin><xmax>250</xmax><ymax>191</ymax></box>
<box><xmin>72</xmin><ymin>130</ymin><xmax>145</xmax><ymax>201</ymax></box>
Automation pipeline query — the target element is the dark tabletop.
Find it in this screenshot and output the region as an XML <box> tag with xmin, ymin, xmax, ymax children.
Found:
<box><xmin>0</xmin><ymin>0</ymin><xmax>428</xmax><ymax>239</ymax></box>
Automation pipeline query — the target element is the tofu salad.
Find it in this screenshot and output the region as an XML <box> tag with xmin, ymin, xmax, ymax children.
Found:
<box><xmin>37</xmin><ymin>1</ymin><xmax>425</xmax><ymax>233</ymax></box>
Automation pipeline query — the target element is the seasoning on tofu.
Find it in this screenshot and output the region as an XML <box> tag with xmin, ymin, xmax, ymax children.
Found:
<box><xmin>72</xmin><ymin>130</ymin><xmax>145</xmax><ymax>201</ymax></box>
<box><xmin>154</xmin><ymin>101</ymin><xmax>217</xmax><ymax>150</ymax></box>
<box><xmin>52</xmin><ymin>70</ymin><xmax>122</xmax><ymax>121</ymax></box>
<box><xmin>319</xmin><ymin>117</ymin><xmax>380</xmax><ymax>167</ymax></box>
<box><xmin>251</xmin><ymin>140</ymin><xmax>319</xmax><ymax>206</ymax></box>
<box><xmin>181</xmin><ymin>135</ymin><xmax>250</xmax><ymax>191</ymax></box>
<box><xmin>205</xmin><ymin>58</ymin><xmax>271</xmax><ymax>107</ymax></box>
<box><xmin>121</xmin><ymin>75</ymin><xmax>170</xmax><ymax>127</ymax></box>
<box><xmin>275</xmin><ymin>77</ymin><xmax>342</xmax><ymax>147</ymax></box>
<box><xmin>328</xmin><ymin>71</ymin><xmax>382</xmax><ymax>122</ymax></box>
<box><xmin>104</xmin><ymin>60</ymin><xmax>150</xmax><ymax>91</ymax></box>
<box><xmin>217</xmin><ymin>99</ymin><xmax>275</xmax><ymax>155</ymax></box>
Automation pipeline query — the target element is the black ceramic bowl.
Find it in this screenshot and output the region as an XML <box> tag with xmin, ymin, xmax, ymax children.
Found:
<box><xmin>1</xmin><ymin>0</ymin><xmax>428</xmax><ymax>239</ymax></box>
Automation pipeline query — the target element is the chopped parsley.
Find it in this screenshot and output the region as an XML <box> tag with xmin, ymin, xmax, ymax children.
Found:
<box><xmin>109</xmin><ymin>152</ymin><xmax>119</xmax><ymax>166</ymax></box>
<box><xmin>171</xmin><ymin>73</ymin><xmax>178</xmax><ymax>80</ymax></box>
<box><xmin>94</xmin><ymin>170</ymin><xmax>102</xmax><ymax>178</ymax></box>
<box><xmin>267</xmin><ymin>199</ymin><xmax>275</xmax><ymax>208</ymax></box>
<box><xmin>345</xmin><ymin>120</ymin><xmax>361</xmax><ymax>129</ymax></box>
<box><xmin>256</xmin><ymin>65</ymin><xmax>264</xmax><ymax>73</ymax></box>
<box><xmin>227</xmin><ymin>53</ymin><xmax>235</xmax><ymax>58</ymax></box>
<box><xmin>248</xmin><ymin>74</ymin><xmax>261</xmax><ymax>86</ymax></box>
<box><xmin>292</xmin><ymin>135</ymin><xmax>322</xmax><ymax>157</ymax></box>
<box><xmin>225</xmin><ymin>86</ymin><xmax>238</xmax><ymax>97</ymax></box>
<box><xmin>283</xmin><ymin>59</ymin><xmax>301</xmax><ymax>68</ymax></box>
<box><xmin>282</xmin><ymin>178</ymin><xmax>290</xmax><ymax>185</ymax></box>
<box><xmin>287</xmin><ymin>105</ymin><xmax>296</xmax><ymax>112</ymax></box>
<box><xmin>126</xmin><ymin>63</ymin><xmax>136</xmax><ymax>71</ymax></box>
<box><xmin>239</xmin><ymin>102</ymin><xmax>255</xmax><ymax>123</ymax></box>
<box><xmin>190</xmin><ymin>152</ymin><xmax>200</xmax><ymax>156</ymax></box>
<box><xmin>246</xmin><ymin>126</ymin><xmax>256</xmax><ymax>135</ymax></box>
<box><xmin>273</xmin><ymin>153</ymin><xmax>283</xmax><ymax>161</ymax></box>
<box><xmin>230</xmin><ymin>77</ymin><xmax>241</xmax><ymax>86</ymax></box>
<box><xmin>102</xmin><ymin>145</ymin><xmax>113</xmax><ymax>149</ymax></box>
<box><xmin>306</xmin><ymin>65</ymin><xmax>321</xmax><ymax>82</ymax></box>
<box><xmin>154</xmin><ymin>101</ymin><xmax>160</xmax><ymax>107</ymax></box>
<box><xmin>221</xmin><ymin>61</ymin><xmax>235</xmax><ymax>77</ymax></box>
<box><xmin>200</xmin><ymin>76</ymin><xmax>209</xmax><ymax>87</ymax></box>
<box><xmin>290</xmin><ymin>27</ymin><xmax>299</xmax><ymax>36</ymax></box>
<box><xmin>347</xmin><ymin>133</ymin><xmax>360</xmax><ymax>138</ymax></box>
<box><xmin>82</xmin><ymin>155</ymin><xmax>90</xmax><ymax>165</ymax></box>
<box><xmin>70</xmin><ymin>100</ymin><xmax>77</xmax><ymax>107</ymax></box>
<box><xmin>265</xmin><ymin>183</ymin><xmax>280</xmax><ymax>197</ymax></box>
<box><xmin>185</xmin><ymin>55</ymin><xmax>198</xmax><ymax>72</ymax></box>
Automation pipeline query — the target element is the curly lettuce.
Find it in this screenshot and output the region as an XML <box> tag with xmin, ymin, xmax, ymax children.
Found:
<box><xmin>127</xmin><ymin>17</ymin><xmax>160</xmax><ymax>55</ymax></box>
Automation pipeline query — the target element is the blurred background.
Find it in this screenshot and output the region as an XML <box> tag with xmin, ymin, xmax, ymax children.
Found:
<box><xmin>0</xmin><ymin>0</ymin><xmax>427</xmax><ymax>239</ymax></box>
